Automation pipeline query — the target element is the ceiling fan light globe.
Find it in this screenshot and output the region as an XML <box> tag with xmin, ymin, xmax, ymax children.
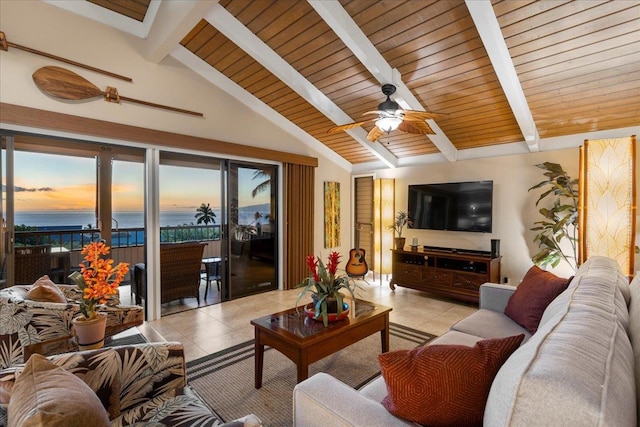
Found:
<box><xmin>376</xmin><ymin>117</ymin><xmax>402</xmax><ymax>133</ymax></box>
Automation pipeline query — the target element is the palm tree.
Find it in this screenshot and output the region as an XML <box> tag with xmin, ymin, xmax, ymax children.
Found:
<box><xmin>195</xmin><ymin>203</ymin><xmax>216</xmax><ymax>225</ymax></box>
<box><xmin>251</xmin><ymin>169</ymin><xmax>272</xmax><ymax>198</ymax></box>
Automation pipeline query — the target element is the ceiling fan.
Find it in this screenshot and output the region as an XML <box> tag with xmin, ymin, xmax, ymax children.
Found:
<box><xmin>328</xmin><ymin>84</ymin><xmax>442</xmax><ymax>142</ymax></box>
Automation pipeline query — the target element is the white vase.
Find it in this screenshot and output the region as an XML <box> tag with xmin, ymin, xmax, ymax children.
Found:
<box><xmin>72</xmin><ymin>312</ymin><xmax>107</xmax><ymax>350</ymax></box>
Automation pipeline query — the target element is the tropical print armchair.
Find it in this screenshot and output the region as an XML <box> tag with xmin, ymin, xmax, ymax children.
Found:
<box><xmin>0</xmin><ymin>342</ymin><xmax>262</xmax><ymax>426</ymax></box>
<box><xmin>0</xmin><ymin>284</ymin><xmax>143</xmax><ymax>368</ymax></box>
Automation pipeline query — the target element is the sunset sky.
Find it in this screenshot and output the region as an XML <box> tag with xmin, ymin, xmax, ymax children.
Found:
<box><xmin>9</xmin><ymin>151</ymin><xmax>268</xmax><ymax>213</ymax></box>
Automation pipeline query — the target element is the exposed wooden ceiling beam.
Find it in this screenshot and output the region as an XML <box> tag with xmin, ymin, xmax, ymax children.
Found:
<box><xmin>466</xmin><ymin>0</ymin><xmax>540</xmax><ymax>152</ymax></box>
<box><xmin>142</xmin><ymin>1</ymin><xmax>216</xmax><ymax>63</ymax></box>
<box><xmin>204</xmin><ymin>2</ymin><xmax>398</xmax><ymax>168</ymax></box>
<box><xmin>309</xmin><ymin>0</ymin><xmax>458</xmax><ymax>162</ymax></box>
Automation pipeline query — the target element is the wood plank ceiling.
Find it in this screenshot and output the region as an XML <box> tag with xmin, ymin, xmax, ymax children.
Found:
<box><xmin>82</xmin><ymin>0</ymin><xmax>640</xmax><ymax>167</ymax></box>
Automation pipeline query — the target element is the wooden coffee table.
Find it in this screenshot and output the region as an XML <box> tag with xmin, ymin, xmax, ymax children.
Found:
<box><xmin>250</xmin><ymin>299</ymin><xmax>392</xmax><ymax>388</ymax></box>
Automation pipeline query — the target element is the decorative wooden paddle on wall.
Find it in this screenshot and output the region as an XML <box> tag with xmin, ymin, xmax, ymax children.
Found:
<box><xmin>32</xmin><ymin>66</ymin><xmax>204</xmax><ymax>117</ymax></box>
<box><xmin>1</xmin><ymin>31</ymin><xmax>132</xmax><ymax>82</ymax></box>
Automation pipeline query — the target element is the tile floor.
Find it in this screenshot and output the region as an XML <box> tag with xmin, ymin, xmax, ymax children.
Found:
<box><xmin>141</xmin><ymin>277</ymin><xmax>479</xmax><ymax>362</ymax></box>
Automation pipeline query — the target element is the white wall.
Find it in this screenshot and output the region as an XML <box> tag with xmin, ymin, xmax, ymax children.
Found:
<box><xmin>372</xmin><ymin>148</ymin><xmax>580</xmax><ymax>284</ymax></box>
<box><xmin>0</xmin><ymin>1</ymin><xmax>353</xmax><ymax>268</ymax></box>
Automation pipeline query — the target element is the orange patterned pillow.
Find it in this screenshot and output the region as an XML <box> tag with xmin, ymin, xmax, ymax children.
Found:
<box><xmin>378</xmin><ymin>334</ymin><xmax>524</xmax><ymax>427</ymax></box>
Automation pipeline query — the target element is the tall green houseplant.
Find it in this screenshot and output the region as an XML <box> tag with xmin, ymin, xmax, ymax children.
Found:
<box><xmin>529</xmin><ymin>162</ymin><xmax>579</xmax><ymax>271</ymax></box>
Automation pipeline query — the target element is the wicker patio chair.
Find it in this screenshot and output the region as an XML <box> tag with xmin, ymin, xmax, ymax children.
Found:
<box><xmin>14</xmin><ymin>245</ymin><xmax>53</xmax><ymax>284</ymax></box>
<box><xmin>133</xmin><ymin>242</ymin><xmax>206</xmax><ymax>306</ymax></box>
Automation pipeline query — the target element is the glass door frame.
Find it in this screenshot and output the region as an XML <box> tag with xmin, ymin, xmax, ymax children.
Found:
<box><xmin>0</xmin><ymin>130</ymin><xmax>146</xmax><ymax>291</ymax></box>
<box><xmin>224</xmin><ymin>160</ymin><xmax>279</xmax><ymax>301</ymax></box>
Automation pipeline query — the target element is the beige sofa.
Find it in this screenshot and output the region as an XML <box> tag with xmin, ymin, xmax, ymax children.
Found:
<box><xmin>293</xmin><ymin>256</ymin><xmax>639</xmax><ymax>426</ymax></box>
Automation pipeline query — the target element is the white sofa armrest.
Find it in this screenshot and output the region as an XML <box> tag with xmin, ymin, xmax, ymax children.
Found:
<box><xmin>479</xmin><ymin>282</ymin><xmax>517</xmax><ymax>312</ymax></box>
<box><xmin>293</xmin><ymin>373</ymin><xmax>416</xmax><ymax>427</ymax></box>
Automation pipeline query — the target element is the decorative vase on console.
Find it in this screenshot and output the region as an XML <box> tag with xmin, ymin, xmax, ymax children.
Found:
<box><xmin>295</xmin><ymin>251</ymin><xmax>358</xmax><ymax>327</ymax></box>
<box><xmin>68</xmin><ymin>240</ymin><xmax>129</xmax><ymax>350</ymax></box>
<box><xmin>390</xmin><ymin>211</ymin><xmax>412</xmax><ymax>249</ymax></box>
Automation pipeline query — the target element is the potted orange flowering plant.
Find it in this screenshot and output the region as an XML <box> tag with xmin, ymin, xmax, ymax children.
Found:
<box><xmin>68</xmin><ymin>240</ymin><xmax>129</xmax><ymax>349</ymax></box>
<box><xmin>295</xmin><ymin>251</ymin><xmax>357</xmax><ymax>327</ymax></box>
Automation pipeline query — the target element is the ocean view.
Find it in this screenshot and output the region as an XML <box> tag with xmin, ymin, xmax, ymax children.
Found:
<box><xmin>15</xmin><ymin>204</ymin><xmax>271</xmax><ymax>229</ymax></box>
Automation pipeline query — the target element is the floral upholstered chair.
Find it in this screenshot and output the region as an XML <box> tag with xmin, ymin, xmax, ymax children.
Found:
<box><xmin>0</xmin><ymin>281</ymin><xmax>143</xmax><ymax>368</ymax></box>
<box><xmin>0</xmin><ymin>342</ymin><xmax>262</xmax><ymax>426</ymax></box>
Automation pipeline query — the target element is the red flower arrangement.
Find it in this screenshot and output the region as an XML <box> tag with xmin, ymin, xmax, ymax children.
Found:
<box><xmin>296</xmin><ymin>251</ymin><xmax>357</xmax><ymax>326</ymax></box>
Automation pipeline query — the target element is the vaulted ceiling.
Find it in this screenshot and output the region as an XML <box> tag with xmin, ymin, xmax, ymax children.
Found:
<box><xmin>49</xmin><ymin>0</ymin><xmax>639</xmax><ymax>169</ymax></box>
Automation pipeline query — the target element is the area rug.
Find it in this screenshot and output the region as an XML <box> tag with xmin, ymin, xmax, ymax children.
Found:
<box><xmin>186</xmin><ymin>323</ymin><xmax>436</xmax><ymax>426</ymax></box>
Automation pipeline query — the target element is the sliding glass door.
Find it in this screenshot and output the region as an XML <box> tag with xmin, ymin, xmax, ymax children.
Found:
<box><xmin>0</xmin><ymin>133</ymin><xmax>145</xmax><ymax>290</ymax></box>
<box><xmin>158</xmin><ymin>152</ymin><xmax>222</xmax><ymax>313</ymax></box>
<box><xmin>226</xmin><ymin>162</ymin><xmax>277</xmax><ymax>299</ymax></box>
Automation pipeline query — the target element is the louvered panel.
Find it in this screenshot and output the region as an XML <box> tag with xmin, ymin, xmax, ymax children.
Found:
<box><xmin>354</xmin><ymin>176</ymin><xmax>374</xmax><ymax>270</ymax></box>
<box><xmin>496</xmin><ymin>0</ymin><xmax>640</xmax><ymax>139</ymax></box>
<box><xmin>87</xmin><ymin>0</ymin><xmax>150</xmax><ymax>22</ymax></box>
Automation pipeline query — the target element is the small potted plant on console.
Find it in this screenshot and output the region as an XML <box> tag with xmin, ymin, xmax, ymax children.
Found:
<box><xmin>390</xmin><ymin>211</ymin><xmax>412</xmax><ymax>249</ymax></box>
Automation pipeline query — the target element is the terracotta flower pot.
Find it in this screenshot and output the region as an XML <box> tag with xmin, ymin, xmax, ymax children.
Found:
<box><xmin>395</xmin><ymin>237</ymin><xmax>406</xmax><ymax>249</ymax></box>
<box><xmin>72</xmin><ymin>312</ymin><xmax>107</xmax><ymax>350</ymax></box>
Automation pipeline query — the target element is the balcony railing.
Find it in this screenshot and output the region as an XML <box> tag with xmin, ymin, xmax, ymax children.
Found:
<box><xmin>15</xmin><ymin>225</ymin><xmax>221</xmax><ymax>251</ymax></box>
<box><xmin>12</xmin><ymin>225</ymin><xmax>222</xmax><ymax>284</ymax></box>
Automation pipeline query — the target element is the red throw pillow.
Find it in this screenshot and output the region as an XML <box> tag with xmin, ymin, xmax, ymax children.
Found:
<box><xmin>504</xmin><ymin>266</ymin><xmax>571</xmax><ymax>334</ymax></box>
<box><xmin>379</xmin><ymin>334</ymin><xmax>524</xmax><ymax>427</ymax></box>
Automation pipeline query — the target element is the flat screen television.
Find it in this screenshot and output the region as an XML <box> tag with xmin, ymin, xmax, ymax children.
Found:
<box><xmin>408</xmin><ymin>180</ymin><xmax>493</xmax><ymax>233</ymax></box>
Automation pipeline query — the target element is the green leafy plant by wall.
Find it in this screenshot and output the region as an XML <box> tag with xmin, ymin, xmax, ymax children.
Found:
<box><xmin>529</xmin><ymin>162</ymin><xmax>579</xmax><ymax>271</ymax></box>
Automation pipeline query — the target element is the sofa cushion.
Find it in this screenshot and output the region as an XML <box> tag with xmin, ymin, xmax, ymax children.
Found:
<box><xmin>113</xmin><ymin>386</ymin><xmax>261</xmax><ymax>426</ymax></box>
<box><xmin>378</xmin><ymin>334</ymin><xmax>524</xmax><ymax>426</ymax></box>
<box><xmin>8</xmin><ymin>354</ymin><xmax>110</xmax><ymax>427</ymax></box>
<box><xmin>485</xmin><ymin>256</ymin><xmax>636</xmax><ymax>427</ymax></box>
<box><xmin>628</xmin><ymin>273</ymin><xmax>640</xmax><ymax>422</ymax></box>
<box><xmin>504</xmin><ymin>265</ymin><xmax>570</xmax><ymax>334</ymax></box>
<box><xmin>451</xmin><ymin>309</ymin><xmax>531</xmax><ymax>342</ymax></box>
<box><xmin>25</xmin><ymin>276</ymin><xmax>66</xmax><ymax>303</ymax></box>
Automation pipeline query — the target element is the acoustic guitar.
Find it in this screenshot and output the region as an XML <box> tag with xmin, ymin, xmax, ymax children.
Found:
<box><xmin>346</xmin><ymin>223</ymin><xmax>369</xmax><ymax>278</ymax></box>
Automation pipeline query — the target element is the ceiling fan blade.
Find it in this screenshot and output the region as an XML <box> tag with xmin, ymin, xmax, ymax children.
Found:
<box><xmin>366</xmin><ymin>126</ymin><xmax>385</xmax><ymax>142</ymax></box>
<box><xmin>397</xmin><ymin>121</ymin><xmax>426</xmax><ymax>135</ymax></box>
<box><xmin>328</xmin><ymin>119</ymin><xmax>376</xmax><ymax>134</ymax></box>
<box><xmin>402</xmin><ymin>110</ymin><xmax>444</xmax><ymax>120</ymax></box>
<box><xmin>400</xmin><ymin>119</ymin><xmax>435</xmax><ymax>135</ymax></box>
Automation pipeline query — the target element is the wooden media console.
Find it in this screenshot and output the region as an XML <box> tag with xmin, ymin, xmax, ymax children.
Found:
<box><xmin>390</xmin><ymin>246</ymin><xmax>501</xmax><ymax>304</ymax></box>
